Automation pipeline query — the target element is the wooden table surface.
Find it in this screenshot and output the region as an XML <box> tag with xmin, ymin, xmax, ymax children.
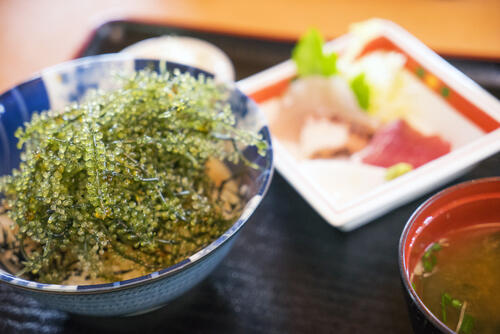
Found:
<box><xmin>1</xmin><ymin>0</ymin><xmax>499</xmax><ymax>92</ymax></box>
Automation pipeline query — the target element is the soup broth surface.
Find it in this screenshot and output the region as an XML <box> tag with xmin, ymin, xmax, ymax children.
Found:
<box><xmin>412</xmin><ymin>224</ymin><xmax>500</xmax><ymax>334</ymax></box>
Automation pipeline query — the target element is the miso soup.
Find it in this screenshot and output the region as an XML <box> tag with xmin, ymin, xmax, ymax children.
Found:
<box><xmin>412</xmin><ymin>224</ymin><xmax>500</xmax><ymax>334</ymax></box>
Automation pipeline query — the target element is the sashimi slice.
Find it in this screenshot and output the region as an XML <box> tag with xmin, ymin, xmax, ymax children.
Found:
<box><xmin>299</xmin><ymin>117</ymin><xmax>349</xmax><ymax>159</ymax></box>
<box><xmin>361</xmin><ymin>120</ymin><xmax>451</xmax><ymax>168</ymax></box>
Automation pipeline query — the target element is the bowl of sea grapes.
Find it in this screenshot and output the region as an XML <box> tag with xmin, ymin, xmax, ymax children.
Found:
<box><xmin>0</xmin><ymin>54</ymin><xmax>273</xmax><ymax>316</ymax></box>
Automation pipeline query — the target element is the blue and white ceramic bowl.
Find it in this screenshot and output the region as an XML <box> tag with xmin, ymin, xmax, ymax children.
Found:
<box><xmin>0</xmin><ymin>54</ymin><xmax>273</xmax><ymax>316</ymax></box>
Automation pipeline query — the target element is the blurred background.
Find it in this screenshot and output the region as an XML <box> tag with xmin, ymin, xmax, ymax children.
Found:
<box><xmin>1</xmin><ymin>0</ymin><xmax>499</xmax><ymax>92</ymax></box>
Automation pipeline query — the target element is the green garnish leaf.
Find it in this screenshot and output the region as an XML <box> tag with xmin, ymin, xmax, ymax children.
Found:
<box><xmin>422</xmin><ymin>254</ymin><xmax>437</xmax><ymax>272</ymax></box>
<box><xmin>441</xmin><ymin>293</ymin><xmax>452</xmax><ymax>322</ymax></box>
<box><xmin>451</xmin><ymin>299</ymin><xmax>462</xmax><ymax>309</ymax></box>
<box><xmin>350</xmin><ymin>73</ymin><xmax>371</xmax><ymax>110</ymax></box>
<box><xmin>460</xmin><ymin>314</ymin><xmax>475</xmax><ymax>334</ymax></box>
<box><xmin>440</xmin><ymin>292</ymin><xmax>473</xmax><ymax>332</ymax></box>
<box><xmin>430</xmin><ymin>243</ymin><xmax>442</xmax><ymax>252</ymax></box>
<box><xmin>385</xmin><ymin>162</ymin><xmax>413</xmax><ymax>180</ymax></box>
<box><xmin>291</xmin><ymin>28</ymin><xmax>338</xmax><ymax>77</ymax></box>
<box><xmin>421</xmin><ymin>242</ymin><xmax>442</xmax><ymax>273</ymax></box>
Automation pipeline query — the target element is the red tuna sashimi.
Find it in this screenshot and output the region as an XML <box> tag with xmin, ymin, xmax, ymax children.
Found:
<box><xmin>361</xmin><ymin>120</ymin><xmax>451</xmax><ymax>168</ymax></box>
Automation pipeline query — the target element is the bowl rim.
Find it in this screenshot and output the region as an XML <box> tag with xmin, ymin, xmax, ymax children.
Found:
<box><xmin>398</xmin><ymin>176</ymin><xmax>500</xmax><ymax>333</ymax></box>
<box><xmin>0</xmin><ymin>54</ymin><xmax>275</xmax><ymax>294</ymax></box>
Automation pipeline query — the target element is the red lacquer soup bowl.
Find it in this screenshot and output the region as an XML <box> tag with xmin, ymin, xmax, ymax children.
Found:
<box><xmin>398</xmin><ymin>177</ymin><xmax>500</xmax><ymax>333</ymax></box>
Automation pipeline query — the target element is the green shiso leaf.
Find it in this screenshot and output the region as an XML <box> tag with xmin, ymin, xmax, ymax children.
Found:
<box><xmin>350</xmin><ymin>72</ymin><xmax>370</xmax><ymax>110</ymax></box>
<box><xmin>291</xmin><ymin>28</ymin><xmax>338</xmax><ymax>77</ymax></box>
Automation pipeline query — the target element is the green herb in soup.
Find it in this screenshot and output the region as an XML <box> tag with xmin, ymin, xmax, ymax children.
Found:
<box><xmin>412</xmin><ymin>225</ymin><xmax>500</xmax><ymax>334</ymax></box>
<box><xmin>0</xmin><ymin>69</ymin><xmax>267</xmax><ymax>284</ymax></box>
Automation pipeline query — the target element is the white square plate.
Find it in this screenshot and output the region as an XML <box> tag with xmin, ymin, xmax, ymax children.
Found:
<box><xmin>237</xmin><ymin>19</ymin><xmax>500</xmax><ymax>231</ymax></box>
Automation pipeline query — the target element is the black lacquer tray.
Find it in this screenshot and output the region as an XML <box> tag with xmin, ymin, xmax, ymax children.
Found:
<box><xmin>0</xmin><ymin>20</ymin><xmax>499</xmax><ymax>334</ymax></box>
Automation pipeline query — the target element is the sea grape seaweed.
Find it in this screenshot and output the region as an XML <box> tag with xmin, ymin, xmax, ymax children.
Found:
<box><xmin>0</xmin><ymin>69</ymin><xmax>266</xmax><ymax>283</ymax></box>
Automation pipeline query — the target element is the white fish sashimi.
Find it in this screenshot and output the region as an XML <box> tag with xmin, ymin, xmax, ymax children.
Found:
<box><xmin>281</xmin><ymin>76</ymin><xmax>379</xmax><ymax>131</ymax></box>
<box><xmin>299</xmin><ymin>117</ymin><xmax>349</xmax><ymax>158</ymax></box>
